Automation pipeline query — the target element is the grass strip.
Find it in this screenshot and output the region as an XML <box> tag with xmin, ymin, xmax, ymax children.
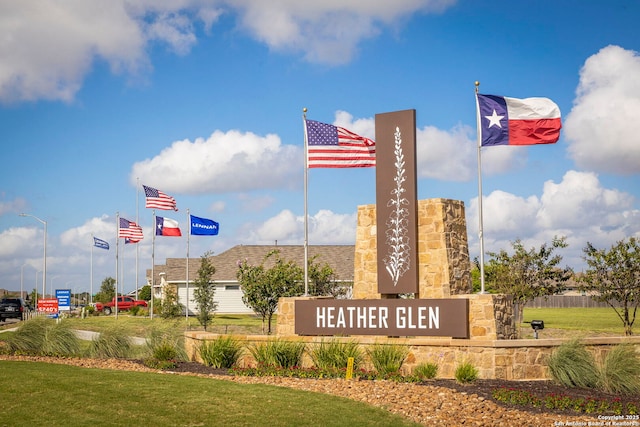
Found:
<box><xmin>0</xmin><ymin>360</ymin><xmax>418</xmax><ymax>427</ymax></box>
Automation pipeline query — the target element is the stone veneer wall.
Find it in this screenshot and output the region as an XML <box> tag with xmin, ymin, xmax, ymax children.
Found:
<box><xmin>184</xmin><ymin>331</ymin><xmax>640</xmax><ymax>381</ymax></box>
<box><xmin>354</xmin><ymin>198</ymin><xmax>472</xmax><ymax>300</ymax></box>
<box><xmin>276</xmin><ymin>198</ymin><xmax>517</xmax><ymax>340</ymax></box>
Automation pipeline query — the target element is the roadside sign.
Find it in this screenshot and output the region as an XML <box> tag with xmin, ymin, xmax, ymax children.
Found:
<box><xmin>56</xmin><ymin>289</ymin><xmax>71</xmax><ymax>311</ymax></box>
<box><xmin>38</xmin><ymin>298</ymin><xmax>59</xmax><ymax>315</ymax></box>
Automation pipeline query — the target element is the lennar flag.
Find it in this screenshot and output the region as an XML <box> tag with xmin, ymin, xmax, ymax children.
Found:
<box><xmin>190</xmin><ymin>215</ymin><xmax>219</xmax><ymax>236</ymax></box>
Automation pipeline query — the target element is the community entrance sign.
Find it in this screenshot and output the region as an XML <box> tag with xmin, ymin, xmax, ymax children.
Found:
<box><xmin>295</xmin><ymin>298</ymin><xmax>469</xmax><ymax>337</ymax></box>
<box><xmin>295</xmin><ymin>109</ymin><xmax>471</xmax><ymax>339</ymax></box>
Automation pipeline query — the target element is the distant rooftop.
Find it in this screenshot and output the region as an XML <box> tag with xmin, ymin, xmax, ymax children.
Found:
<box><xmin>149</xmin><ymin>244</ymin><xmax>355</xmax><ymax>284</ymax></box>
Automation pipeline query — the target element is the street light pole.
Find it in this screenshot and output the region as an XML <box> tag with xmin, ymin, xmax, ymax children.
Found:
<box><xmin>19</xmin><ymin>213</ymin><xmax>47</xmax><ymax>299</ymax></box>
<box><xmin>50</xmin><ymin>275</ymin><xmax>59</xmax><ymax>298</ymax></box>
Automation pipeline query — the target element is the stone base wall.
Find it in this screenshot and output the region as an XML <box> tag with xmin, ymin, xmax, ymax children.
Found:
<box><xmin>184</xmin><ymin>331</ymin><xmax>640</xmax><ymax>380</ymax></box>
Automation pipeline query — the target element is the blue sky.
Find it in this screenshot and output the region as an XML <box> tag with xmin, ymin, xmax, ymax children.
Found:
<box><xmin>1</xmin><ymin>0</ymin><xmax>639</xmax><ymax>295</ymax></box>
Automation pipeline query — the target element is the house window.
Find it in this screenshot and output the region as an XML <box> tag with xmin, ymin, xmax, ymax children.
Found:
<box><xmin>225</xmin><ymin>285</ymin><xmax>240</xmax><ymax>291</ymax></box>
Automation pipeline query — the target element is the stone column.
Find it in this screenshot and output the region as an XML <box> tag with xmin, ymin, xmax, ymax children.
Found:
<box><xmin>354</xmin><ymin>198</ymin><xmax>472</xmax><ymax>299</ymax></box>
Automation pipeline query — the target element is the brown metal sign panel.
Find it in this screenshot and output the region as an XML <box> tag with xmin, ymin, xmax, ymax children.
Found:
<box><xmin>295</xmin><ymin>299</ymin><xmax>469</xmax><ymax>338</ymax></box>
<box><xmin>375</xmin><ymin>109</ymin><xmax>419</xmax><ymax>294</ymax></box>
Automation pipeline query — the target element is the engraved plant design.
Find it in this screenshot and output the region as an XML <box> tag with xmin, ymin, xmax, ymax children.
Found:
<box><xmin>383</xmin><ymin>126</ymin><xmax>411</xmax><ymax>286</ymax></box>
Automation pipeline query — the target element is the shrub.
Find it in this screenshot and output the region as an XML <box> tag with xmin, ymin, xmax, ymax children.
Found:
<box><xmin>366</xmin><ymin>343</ymin><xmax>409</xmax><ymax>376</ymax></box>
<box><xmin>88</xmin><ymin>325</ymin><xmax>132</xmax><ymax>359</ymax></box>
<box><xmin>309</xmin><ymin>339</ymin><xmax>363</xmax><ymax>371</ymax></box>
<box><xmin>454</xmin><ymin>361</ymin><xmax>479</xmax><ymax>383</ymax></box>
<box><xmin>547</xmin><ymin>340</ymin><xmax>598</xmax><ymax>389</ymax></box>
<box><xmin>598</xmin><ymin>344</ymin><xmax>640</xmax><ymax>395</ymax></box>
<box><xmin>41</xmin><ymin>321</ymin><xmax>81</xmax><ymax>356</ymax></box>
<box><xmin>249</xmin><ymin>339</ymin><xmax>306</xmax><ymax>369</ymax></box>
<box><xmin>413</xmin><ymin>362</ymin><xmax>438</xmax><ymax>380</ymax></box>
<box><xmin>6</xmin><ymin>317</ymin><xmax>48</xmax><ymax>354</ymax></box>
<box><xmin>199</xmin><ymin>336</ymin><xmax>244</xmax><ymax>368</ymax></box>
<box><xmin>145</xmin><ymin>324</ymin><xmax>187</xmax><ymax>361</ymax></box>
<box><xmin>6</xmin><ymin>318</ymin><xmax>79</xmax><ymax>357</ymax></box>
<box><xmin>129</xmin><ymin>305</ymin><xmax>142</xmax><ymax>316</ymax></box>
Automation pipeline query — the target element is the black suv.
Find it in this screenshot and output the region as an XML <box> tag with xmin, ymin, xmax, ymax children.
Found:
<box><xmin>0</xmin><ymin>298</ymin><xmax>30</xmax><ymax>321</ymax></box>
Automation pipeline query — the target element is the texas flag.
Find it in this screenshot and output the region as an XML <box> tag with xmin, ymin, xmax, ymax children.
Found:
<box><xmin>477</xmin><ymin>94</ymin><xmax>561</xmax><ymax>146</ymax></box>
<box><xmin>155</xmin><ymin>216</ymin><xmax>182</xmax><ymax>236</ymax></box>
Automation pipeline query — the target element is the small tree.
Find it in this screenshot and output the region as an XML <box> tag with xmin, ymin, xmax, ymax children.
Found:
<box><xmin>158</xmin><ymin>285</ymin><xmax>184</xmax><ymax>319</ymax></box>
<box><xmin>307</xmin><ymin>255</ymin><xmax>348</xmax><ymax>298</ymax></box>
<box><xmin>193</xmin><ymin>252</ymin><xmax>217</xmax><ymax>330</ymax></box>
<box><xmin>486</xmin><ymin>236</ymin><xmax>572</xmax><ymax>333</ymax></box>
<box><xmin>579</xmin><ymin>237</ymin><xmax>640</xmax><ymax>336</ymax></box>
<box><xmin>138</xmin><ymin>285</ymin><xmax>151</xmax><ymax>301</ymax></box>
<box><xmin>94</xmin><ymin>277</ymin><xmax>116</xmax><ymax>303</ymax></box>
<box><xmin>237</xmin><ymin>250</ymin><xmax>304</xmax><ymax>334</ymax></box>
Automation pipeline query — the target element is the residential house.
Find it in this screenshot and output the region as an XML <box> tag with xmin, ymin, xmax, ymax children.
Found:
<box><xmin>148</xmin><ymin>244</ymin><xmax>355</xmax><ymax>314</ymax></box>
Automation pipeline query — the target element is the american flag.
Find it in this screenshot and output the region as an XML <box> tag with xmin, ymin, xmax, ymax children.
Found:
<box><xmin>119</xmin><ymin>218</ymin><xmax>143</xmax><ymax>242</ymax></box>
<box><xmin>305</xmin><ymin>119</ymin><xmax>376</xmax><ymax>168</ymax></box>
<box><xmin>143</xmin><ymin>185</ymin><xmax>178</xmax><ymax>211</ymax></box>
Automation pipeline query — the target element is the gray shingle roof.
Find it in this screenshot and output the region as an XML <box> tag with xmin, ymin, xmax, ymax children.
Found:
<box><xmin>149</xmin><ymin>244</ymin><xmax>354</xmax><ymax>284</ymax></box>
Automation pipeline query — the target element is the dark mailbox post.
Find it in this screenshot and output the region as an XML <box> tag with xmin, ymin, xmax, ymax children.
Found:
<box><xmin>531</xmin><ymin>320</ymin><xmax>544</xmax><ymax>339</ymax></box>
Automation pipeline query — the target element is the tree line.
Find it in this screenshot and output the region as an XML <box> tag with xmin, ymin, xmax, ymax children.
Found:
<box><xmin>474</xmin><ymin>236</ymin><xmax>639</xmax><ymax>336</ymax></box>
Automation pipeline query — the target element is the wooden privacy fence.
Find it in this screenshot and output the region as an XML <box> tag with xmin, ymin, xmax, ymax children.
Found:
<box><xmin>529</xmin><ymin>295</ymin><xmax>621</xmax><ymax>309</ymax></box>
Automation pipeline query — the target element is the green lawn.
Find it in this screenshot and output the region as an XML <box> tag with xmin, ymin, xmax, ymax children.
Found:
<box><xmin>0</xmin><ymin>361</ymin><xmax>418</xmax><ymax>427</ymax></box>
<box><xmin>522</xmin><ymin>307</ymin><xmax>632</xmax><ymax>336</ymax></box>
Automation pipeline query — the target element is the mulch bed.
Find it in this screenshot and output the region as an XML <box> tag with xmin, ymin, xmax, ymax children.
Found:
<box><xmin>166</xmin><ymin>361</ymin><xmax>639</xmax><ymax>417</ymax></box>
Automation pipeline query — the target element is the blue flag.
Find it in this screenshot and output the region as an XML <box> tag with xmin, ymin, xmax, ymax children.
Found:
<box><xmin>93</xmin><ymin>237</ymin><xmax>109</xmax><ymax>250</ymax></box>
<box><xmin>190</xmin><ymin>215</ymin><xmax>219</xmax><ymax>236</ymax></box>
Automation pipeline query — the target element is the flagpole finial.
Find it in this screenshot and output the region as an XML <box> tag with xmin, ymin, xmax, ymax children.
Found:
<box><xmin>303</xmin><ymin>107</ymin><xmax>307</xmax><ymax>113</ymax></box>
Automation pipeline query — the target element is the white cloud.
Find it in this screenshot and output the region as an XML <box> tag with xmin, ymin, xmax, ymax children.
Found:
<box><xmin>467</xmin><ymin>170</ymin><xmax>640</xmax><ymax>269</ymax></box>
<box><xmin>308</xmin><ymin>209</ymin><xmax>358</xmax><ymax>244</ymax></box>
<box><xmin>238</xmin><ymin>208</ymin><xmax>357</xmax><ymax>245</ymax></box>
<box><xmin>231</xmin><ymin>0</ymin><xmax>455</xmax><ymax>64</ymax></box>
<box><xmin>536</xmin><ymin>171</ymin><xmax>633</xmax><ymax>230</ymax></box>
<box><xmin>0</xmin><ymin>1</ymin><xmax>221</xmax><ymax>103</ymax></box>
<box><xmin>0</xmin><ymin>1</ymin><xmax>454</xmax><ymax>102</ymax></box>
<box><xmin>130</xmin><ymin>129</ymin><xmax>301</xmax><ymax>194</ymax></box>
<box><xmin>415</xmin><ymin>124</ymin><xmax>476</xmax><ymax>181</ymax></box>
<box><xmin>0</xmin><ymin>1</ymin><xmax>146</xmax><ymax>102</ymax></box>
<box><xmin>564</xmin><ymin>45</ymin><xmax>640</xmax><ymax>174</ymax></box>
<box><xmin>0</xmin><ymin>227</ymin><xmax>39</xmax><ymax>257</ymax></box>
<box><xmin>60</xmin><ymin>215</ymin><xmax>114</xmax><ymax>249</ymax></box>
<box><xmin>333</xmin><ymin>110</ymin><xmax>375</xmax><ymax>138</ymax></box>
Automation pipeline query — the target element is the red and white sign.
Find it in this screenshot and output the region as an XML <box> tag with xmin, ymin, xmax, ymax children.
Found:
<box><xmin>38</xmin><ymin>298</ymin><xmax>59</xmax><ymax>314</ymax></box>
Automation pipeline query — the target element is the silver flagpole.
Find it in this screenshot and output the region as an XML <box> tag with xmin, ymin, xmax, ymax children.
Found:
<box><xmin>115</xmin><ymin>212</ymin><xmax>119</xmax><ymax>318</ymax></box>
<box><xmin>90</xmin><ymin>234</ymin><xmax>94</xmax><ymax>305</ymax></box>
<box><xmin>302</xmin><ymin>108</ymin><xmax>309</xmax><ymax>296</ymax></box>
<box><xmin>475</xmin><ymin>81</ymin><xmax>487</xmax><ymax>294</ymax></box>
<box><xmin>121</xmin><ymin>240</ymin><xmax>125</xmax><ymax>297</ymax></box>
<box><xmin>186</xmin><ymin>208</ymin><xmax>190</xmax><ymax>323</ymax></box>
<box><xmin>136</xmin><ymin>177</ymin><xmax>139</xmax><ymax>300</ymax></box>
<box><xmin>151</xmin><ymin>210</ymin><xmax>155</xmax><ymax>320</ymax></box>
